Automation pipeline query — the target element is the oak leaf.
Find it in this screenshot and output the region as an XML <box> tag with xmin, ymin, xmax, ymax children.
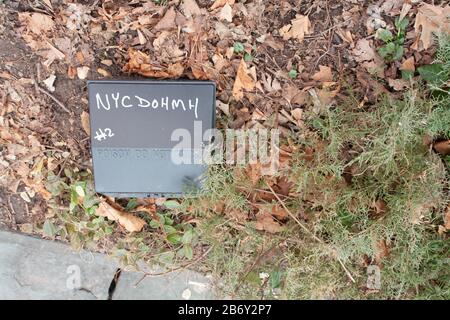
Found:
<box><xmin>291</xmin><ymin>15</ymin><xmax>311</xmax><ymax>42</ymax></box>
<box><xmin>232</xmin><ymin>59</ymin><xmax>255</xmax><ymax>100</ymax></box>
<box><xmin>414</xmin><ymin>4</ymin><xmax>450</xmax><ymax>50</ymax></box>
<box><xmin>279</xmin><ymin>15</ymin><xmax>311</xmax><ymax>42</ymax></box>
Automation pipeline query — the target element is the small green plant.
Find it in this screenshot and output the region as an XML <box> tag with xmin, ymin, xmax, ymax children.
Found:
<box><xmin>42</xmin><ymin>164</ymin><xmax>199</xmax><ymax>266</ymax></box>
<box><xmin>288</xmin><ymin>68</ymin><xmax>298</xmax><ymax>79</ymax></box>
<box><xmin>418</xmin><ymin>35</ymin><xmax>450</xmax><ymax>95</ymax></box>
<box><xmin>233</xmin><ymin>42</ymin><xmax>244</xmax><ymax>54</ymax></box>
<box><xmin>419</xmin><ymin>35</ymin><xmax>450</xmax><ymax>138</ymax></box>
<box><xmin>244</xmin><ymin>52</ymin><xmax>253</xmax><ymax>62</ymax></box>
<box><xmin>233</xmin><ymin>42</ymin><xmax>256</xmax><ymax>62</ymax></box>
<box><xmin>42</xmin><ymin>168</ymin><xmax>113</xmax><ymax>247</ymax></box>
<box><xmin>148</xmin><ymin>209</ymin><xmax>196</xmax><ymax>260</ymax></box>
<box><xmin>377</xmin><ymin>17</ymin><xmax>408</xmax><ymax>62</ymax></box>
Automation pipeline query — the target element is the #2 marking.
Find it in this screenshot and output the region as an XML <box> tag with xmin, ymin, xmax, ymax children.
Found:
<box><xmin>94</xmin><ymin>128</ymin><xmax>115</xmax><ymax>142</ymax></box>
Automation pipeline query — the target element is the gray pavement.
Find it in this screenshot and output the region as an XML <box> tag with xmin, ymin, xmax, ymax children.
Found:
<box><xmin>0</xmin><ymin>230</ymin><xmax>215</xmax><ymax>300</ymax></box>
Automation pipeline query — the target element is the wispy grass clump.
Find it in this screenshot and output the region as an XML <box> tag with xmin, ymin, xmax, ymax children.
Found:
<box><xmin>191</xmin><ymin>51</ymin><xmax>449</xmax><ymax>298</ymax></box>
<box><xmin>288</xmin><ymin>86</ymin><xmax>448</xmax><ymax>299</ymax></box>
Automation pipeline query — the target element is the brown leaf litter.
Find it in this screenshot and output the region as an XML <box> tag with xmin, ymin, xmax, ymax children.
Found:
<box><xmin>123</xmin><ymin>48</ymin><xmax>184</xmax><ymax>78</ymax></box>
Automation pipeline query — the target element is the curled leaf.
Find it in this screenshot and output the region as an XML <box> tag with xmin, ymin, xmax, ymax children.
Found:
<box><xmin>123</xmin><ymin>48</ymin><xmax>184</xmax><ymax>79</ymax></box>
<box><xmin>96</xmin><ymin>201</ymin><xmax>146</xmax><ymax>233</ymax></box>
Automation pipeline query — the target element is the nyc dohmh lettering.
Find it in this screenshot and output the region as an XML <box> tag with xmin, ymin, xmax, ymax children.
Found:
<box><xmin>95</xmin><ymin>92</ymin><xmax>199</xmax><ymax>119</ymax></box>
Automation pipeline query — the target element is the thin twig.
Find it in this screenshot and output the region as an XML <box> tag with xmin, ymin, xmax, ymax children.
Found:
<box><xmin>7</xmin><ymin>196</ymin><xmax>18</xmax><ymax>230</ymax></box>
<box><xmin>265</xmin><ymin>180</ymin><xmax>323</xmax><ymax>243</ymax></box>
<box><xmin>265</xmin><ymin>180</ymin><xmax>356</xmax><ymax>283</ymax></box>
<box><xmin>37</xmin><ymin>86</ymin><xmax>71</xmax><ymax>114</ymax></box>
<box><xmin>337</xmin><ymin>256</ymin><xmax>356</xmax><ymax>283</ymax></box>
<box><xmin>240</xmin><ymin>186</ymin><xmax>298</xmax><ymax>200</ymax></box>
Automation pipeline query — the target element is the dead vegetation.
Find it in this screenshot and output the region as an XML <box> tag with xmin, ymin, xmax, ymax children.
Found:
<box><xmin>0</xmin><ymin>0</ymin><xmax>449</xmax><ymax>299</ymax></box>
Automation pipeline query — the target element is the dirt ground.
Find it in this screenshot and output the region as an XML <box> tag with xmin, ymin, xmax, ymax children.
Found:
<box><xmin>0</xmin><ymin>0</ymin><xmax>449</xmax><ymax>299</ymax></box>
<box><xmin>0</xmin><ymin>0</ymin><xmax>443</xmax><ymax>225</ymax></box>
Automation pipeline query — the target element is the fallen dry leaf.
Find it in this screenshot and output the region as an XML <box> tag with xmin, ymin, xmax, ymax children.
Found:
<box><xmin>399</xmin><ymin>3</ymin><xmax>412</xmax><ymax>21</ymax></box>
<box><xmin>261</xmin><ymin>73</ymin><xmax>281</xmax><ymax>92</ymax></box>
<box><xmin>255</xmin><ymin>211</ymin><xmax>283</xmax><ymax>233</ymax></box>
<box><xmin>291</xmin><ymin>15</ymin><xmax>311</xmax><ymax>42</ymax></box>
<box><xmin>137</xmin><ymin>29</ymin><xmax>147</xmax><ymax>45</ymax></box>
<box><xmin>284</xmin><ymin>84</ymin><xmax>307</xmax><ymax>105</ymax></box>
<box><xmin>246</xmin><ymin>162</ymin><xmax>262</xmax><ymax>185</ymax></box>
<box><xmin>232</xmin><ymin>59</ymin><xmax>255</xmax><ymax>100</ymax></box>
<box><xmin>43</xmin><ymin>74</ymin><xmax>56</xmax><ymax>92</ymax></box>
<box><xmin>226</xmin><ymin>209</ymin><xmax>248</xmax><ymax>222</ymax></box>
<box><xmin>353</xmin><ymin>39</ymin><xmax>376</xmax><ymax>62</ymax></box>
<box><xmin>18</xmin><ymin>12</ymin><xmax>54</xmax><ymax>34</ymax></box>
<box><xmin>42</xmin><ymin>0</ymin><xmax>52</xmax><ymax>9</ymax></box>
<box><xmin>291</xmin><ymin>108</ymin><xmax>303</xmax><ymax>127</ymax></box>
<box><xmin>400</xmin><ymin>56</ymin><xmax>415</xmax><ymax>72</ymax></box>
<box><xmin>280</xmin><ymin>15</ymin><xmax>311</xmax><ymax>42</ymax></box>
<box><xmin>268</xmin><ymin>204</ymin><xmax>288</xmax><ymax>220</ymax></box>
<box><xmin>219</xmin><ymin>3</ymin><xmax>233</xmax><ymax>22</ymax></box>
<box><xmin>433</xmin><ymin>140</ymin><xmax>450</xmax><ymax>156</ymax></box>
<box><xmin>312</xmin><ymin>65</ymin><xmax>333</xmax><ymax>82</ymax></box>
<box><xmin>67</xmin><ymin>66</ymin><xmax>77</xmax><ymax>79</ymax></box>
<box><xmin>388</xmin><ymin>78</ymin><xmax>408</xmax><ymax>91</ymax></box>
<box><xmin>182</xmin><ymin>0</ymin><xmax>202</xmax><ymax>18</ymax></box>
<box><xmin>370</xmin><ymin>199</ymin><xmax>387</xmax><ymax>219</ymax></box>
<box><xmin>76</xmin><ymin>51</ymin><xmax>85</xmax><ymax>64</ymax></box>
<box><xmin>101</xmin><ymin>59</ymin><xmax>113</xmax><ymax>66</ymax></box>
<box><xmin>77</xmin><ymin>66</ymin><xmax>90</xmax><ymax>80</ymax></box>
<box><xmin>97</xmin><ymin>68</ymin><xmax>111</xmax><ymax>77</ymax></box>
<box><xmin>216</xmin><ymin>100</ymin><xmax>230</xmax><ymax>116</ymax></box>
<box><xmin>43</xmin><ymin>41</ymin><xmax>65</xmax><ymax>67</ymax></box>
<box><xmin>362</xmin><ymin>60</ymin><xmax>385</xmax><ymax>78</ymax></box>
<box><xmin>261</xmin><ymin>33</ymin><xmax>284</xmax><ymax>50</ymax></box>
<box><xmin>153</xmin><ymin>6</ymin><xmax>177</xmax><ymax>31</ymax></box>
<box><xmin>337</xmin><ymin>28</ymin><xmax>353</xmax><ymax>44</ymax></box>
<box><xmin>96</xmin><ymin>201</ymin><xmax>146</xmax><ymax>233</ymax></box>
<box><xmin>135</xmin><ymin>205</ymin><xmax>157</xmax><ymax>220</ymax></box>
<box><xmin>375</xmin><ymin>239</ymin><xmax>390</xmax><ymax>264</ymax></box>
<box><xmin>80</xmin><ymin>111</ymin><xmax>90</xmax><ymax>136</ymax></box>
<box><xmin>21</xmin><ymin>34</ymin><xmax>65</xmax><ymax>67</ymax></box>
<box><xmin>444</xmin><ymin>204</ymin><xmax>450</xmax><ymax>230</ymax></box>
<box><xmin>414</xmin><ymin>4</ymin><xmax>450</xmax><ymax>50</ymax></box>
<box><xmin>210</xmin><ymin>0</ymin><xmax>235</xmax><ymax>10</ymax></box>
